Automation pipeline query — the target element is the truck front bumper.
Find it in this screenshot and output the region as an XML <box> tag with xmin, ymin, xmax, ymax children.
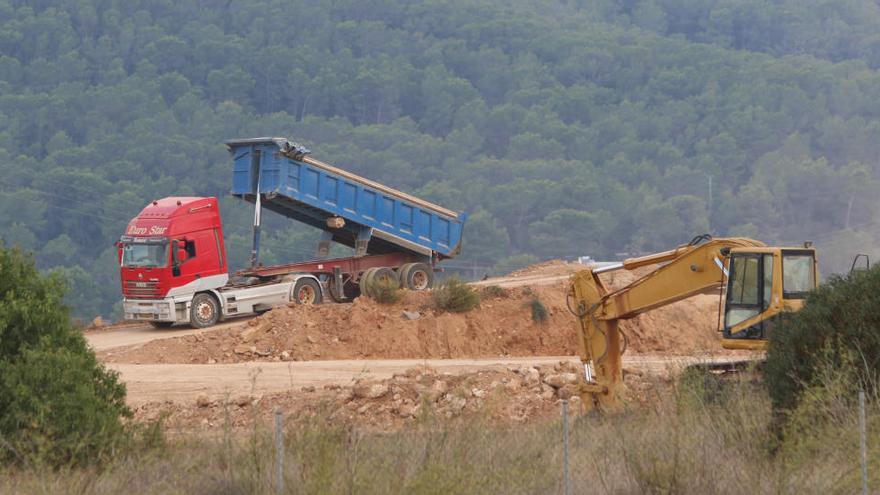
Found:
<box><xmin>123</xmin><ymin>298</ymin><xmax>179</xmax><ymax>322</ymax></box>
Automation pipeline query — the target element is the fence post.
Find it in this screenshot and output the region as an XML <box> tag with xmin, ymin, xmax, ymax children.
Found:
<box><xmin>562</xmin><ymin>399</ymin><xmax>571</xmax><ymax>495</ymax></box>
<box><xmin>275</xmin><ymin>406</ymin><xmax>285</xmax><ymax>494</ymax></box>
<box><xmin>860</xmin><ymin>389</ymin><xmax>868</xmax><ymax>495</ymax></box>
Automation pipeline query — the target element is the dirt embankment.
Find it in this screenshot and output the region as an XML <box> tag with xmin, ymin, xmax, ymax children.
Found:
<box><xmin>134</xmin><ymin>360</ymin><xmax>666</xmax><ymax>430</ymax></box>
<box><xmin>101</xmin><ymin>261</ymin><xmax>728</xmax><ymax>365</ymax></box>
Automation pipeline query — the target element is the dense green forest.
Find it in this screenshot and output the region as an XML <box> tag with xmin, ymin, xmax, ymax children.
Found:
<box><xmin>2</xmin><ymin>0</ymin><xmax>880</xmax><ymax>319</ymax></box>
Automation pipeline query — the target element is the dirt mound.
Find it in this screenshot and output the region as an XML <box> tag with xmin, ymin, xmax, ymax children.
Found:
<box><xmin>101</xmin><ymin>261</ymin><xmax>728</xmax><ymax>365</ymax></box>
<box><xmin>132</xmin><ymin>361</ymin><xmax>668</xmax><ymax>430</ymax></box>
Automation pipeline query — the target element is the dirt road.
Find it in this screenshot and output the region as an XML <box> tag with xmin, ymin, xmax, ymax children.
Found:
<box><xmin>108</xmin><ymin>354</ymin><xmax>748</xmax><ymax>405</ymax></box>
<box><xmin>86</xmin><ymin>318</ymin><xmax>250</xmax><ymax>351</ymax></box>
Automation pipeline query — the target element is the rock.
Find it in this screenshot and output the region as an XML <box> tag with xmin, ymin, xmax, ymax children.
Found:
<box><xmin>558</xmin><ymin>385</ymin><xmax>577</xmax><ymax>400</ymax></box>
<box><xmin>472</xmin><ymin>388</ymin><xmax>487</xmax><ymax>399</ymax></box>
<box><xmin>233</xmin><ymin>395</ymin><xmax>251</xmax><ymax>407</ymax></box>
<box><xmin>90</xmin><ymin>316</ymin><xmax>104</xmax><ymax>328</ymax></box>
<box><xmin>196</xmin><ymin>394</ymin><xmax>211</xmax><ymax>408</ymax></box>
<box><xmin>541</xmin><ymin>388</ymin><xmax>555</xmax><ymax>400</ymax></box>
<box><xmin>448</xmin><ymin>396</ymin><xmax>467</xmax><ymax>412</ymax></box>
<box><xmin>207</xmin><ymin>358</ymin><xmax>217</xmax><ymax>364</ymax></box>
<box><xmin>402</xmin><ymin>310</ymin><xmax>421</xmax><ymax>320</ymax></box>
<box><xmin>337</xmin><ymin>389</ymin><xmax>354</xmax><ymax>402</ymax></box>
<box><xmin>280</xmin><ymin>350</ymin><xmax>291</xmax><ymax>360</ymax></box>
<box><xmin>525</xmin><ymin>367</ymin><xmax>541</xmax><ymax>385</ymax></box>
<box><xmin>255</xmin><ymin>348</ymin><xmax>272</xmax><ymax>357</ymax></box>
<box><xmin>357</xmin><ymin>403</ymin><xmax>371</xmax><ymax>415</ymax></box>
<box><xmin>543</xmin><ymin>373</ymin><xmax>578</xmax><ymax>389</ymax></box>
<box><xmin>301</xmin><ymin>385</ymin><xmax>316</xmax><ymax>393</ymax></box>
<box><xmin>353</xmin><ymin>383</ymin><xmax>389</xmax><ymax>400</ymax></box>
<box><xmin>249</xmin><ymin>345</ymin><xmax>257</xmax><ymax>354</ymax></box>
<box><xmin>306</xmin><ymin>335</ymin><xmax>317</xmax><ymax>344</ymax></box>
<box><xmin>505</xmin><ymin>378</ymin><xmax>522</xmax><ymax>393</ymax></box>
<box><xmin>427</xmin><ymin>380</ymin><xmax>448</xmax><ymax>402</ymax></box>
<box><xmin>233</xmin><ymin>345</ymin><xmax>250</xmax><ymax>355</ymax></box>
<box><xmin>241</xmin><ymin>322</ymin><xmax>270</xmax><ymax>342</ymax></box>
<box><xmin>398</xmin><ymin>403</ymin><xmax>416</xmax><ymax>418</ymax></box>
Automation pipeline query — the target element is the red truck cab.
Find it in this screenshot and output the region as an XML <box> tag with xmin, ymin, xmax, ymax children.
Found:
<box><xmin>119</xmin><ymin>197</ymin><xmax>229</xmax><ymax>325</ymax></box>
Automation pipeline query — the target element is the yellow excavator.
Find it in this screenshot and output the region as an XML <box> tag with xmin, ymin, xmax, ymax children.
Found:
<box><xmin>568</xmin><ymin>235</ymin><xmax>818</xmax><ymax>412</ymax></box>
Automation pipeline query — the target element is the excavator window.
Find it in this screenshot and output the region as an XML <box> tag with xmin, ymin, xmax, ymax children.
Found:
<box><xmin>782</xmin><ymin>251</ymin><xmax>815</xmax><ymax>298</ymax></box>
<box><xmin>725</xmin><ymin>253</ymin><xmax>774</xmax><ymax>331</ymax></box>
<box><xmin>726</xmin><ymin>255</ymin><xmax>760</xmax><ymax>328</ymax></box>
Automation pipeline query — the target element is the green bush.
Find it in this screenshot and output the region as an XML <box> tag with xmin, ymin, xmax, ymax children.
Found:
<box><xmin>367</xmin><ymin>277</ymin><xmax>404</xmax><ymax>304</ymax></box>
<box><xmin>480</xmin><ymin>285</ymin><xmax>505</xmax><ymax>299</ymax></box>
<box><xmin>528</xmin><ymin>298</ymin><xmax>548</xmax><ymax>323</ymax></box>
<box><xmin>0</xmin><ymin>245</ymin><xmax>130</xmax><ymax>467</ymax></box>
<box><xmin>433</xmin><ymin>277</ymin><xmax>480</xmax><ymax>313</ymax></box>
<box><xmin>764</xmin><ymin>266</ymin><xmax>880</xmax><ymax>416</ymax></box>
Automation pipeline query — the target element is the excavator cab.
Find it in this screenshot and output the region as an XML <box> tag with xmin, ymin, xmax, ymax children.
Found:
<box><xmin>721</xmin><ymin>247</ymin><xmax>817</xmax><ymax>350</ymax></box>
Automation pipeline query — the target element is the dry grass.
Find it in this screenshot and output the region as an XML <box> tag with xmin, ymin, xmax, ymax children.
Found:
<box><xmin>3</xmin><ymin>374</ymin><xmax>879</xmax><ymax>494</ymax></box>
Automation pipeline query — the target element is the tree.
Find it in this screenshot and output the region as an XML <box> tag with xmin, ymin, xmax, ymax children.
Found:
<box><xmin>0</xmin><ymin>245</ymin><xmax>130</xmax><ymax>466</ymax></box>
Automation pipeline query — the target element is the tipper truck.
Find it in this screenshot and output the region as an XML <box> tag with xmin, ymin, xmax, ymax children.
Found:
<box><xmin>119</xmin><ymin>137</ymin><xmax>467</xmax><ymax>328</ymax></box>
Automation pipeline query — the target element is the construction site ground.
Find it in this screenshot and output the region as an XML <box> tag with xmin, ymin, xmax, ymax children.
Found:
<box><xmin>87</xmin><ymin>261</ymin><xmax>753</xmax><ymax>430</ymax></box>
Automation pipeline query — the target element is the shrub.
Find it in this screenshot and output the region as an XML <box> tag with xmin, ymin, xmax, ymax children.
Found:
<box><xmin>480</xmin><ymin>285</ymin><xmax>505</xmax><ymax>299</ymax></box>
<box><xmin>433</xmin><ymin>277</ymin><xmax>480</xmax><ymax>313</ymax></box>
<box><xmin>367</xmin><ymin>277</ymin><xmax>404</xmax><ymax>304</ymax></box>
<box><xmin>764</xmin><ymin>266</ymin><xmax>880</xmax><ymax>416</ymax></box>
<box><xmin>0</xmin><ymin>245</ymin><xmax>130</xmax><ymax>467</ymax></box>
<box><xmin>528</xmin><ymin>298</ymin><xmax>548</xmax><ymax>323</ymax></box>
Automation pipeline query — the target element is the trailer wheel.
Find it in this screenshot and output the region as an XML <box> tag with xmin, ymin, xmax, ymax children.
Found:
<box><xmin>292</xmin><ymin>278</ymin><xmax>322</xmax><ymax>305</ymax></box>
<box><xmin>359</xmin><ymin>267</ymin><xmax>378</xmax><ymax>298</ymax></box>
<box><xmin>190</xmin><ymin>293</ymin><xmax>220</xmax><ymax>328</ymax></box>
<box><xmin>400</xmin><ymin>263</ymin><xmax>434</xmax><ymax>290</ymax></box>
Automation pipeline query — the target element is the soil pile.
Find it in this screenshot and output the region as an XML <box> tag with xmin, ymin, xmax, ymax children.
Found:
<box><xmin>101</xmin><ymin>261</ymin><xmax>728</xmax><ymax>365</ymax></box>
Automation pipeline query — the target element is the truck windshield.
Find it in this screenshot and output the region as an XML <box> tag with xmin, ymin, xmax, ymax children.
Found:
<box><xmin>122</xmin><ymin>242</ymin><xmax>168</xmax><ymax>268</ymax></box>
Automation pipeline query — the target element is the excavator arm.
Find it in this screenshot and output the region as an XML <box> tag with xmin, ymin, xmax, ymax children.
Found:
<box><xmin>569</xmin><ymin>236</ymin><xmax>766</xmax><ymax>411</ymax></box>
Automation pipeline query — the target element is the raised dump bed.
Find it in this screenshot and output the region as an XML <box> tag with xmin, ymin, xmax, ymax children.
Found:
<box><xmin>227</xmin><ymin>137</ymin><xmax>466</xmax><ymax>259</ymax></box>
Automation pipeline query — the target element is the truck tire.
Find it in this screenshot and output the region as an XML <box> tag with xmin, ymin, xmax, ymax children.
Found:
<box><xmin>150</xmin><ymin>321</ymin><xmax>175</xmax><ymax>329</ymax></box>
<box><xmin>190</xmin><ymin>293</ymin><xmax>220</xmax><ymax>328</ymax></box>
<box><xmin>372</xmin><ymin>267</ymin><xmax>398</xmax><ymax>288</ymax></box>
<box><xmin>359</xmin><ymin>267</ymin><xmax>378</xmax><ymax>298</ymax></box>
<box><xmin>291</xmin><ymin>278</ymin><xmax>322</xmax><ymax>305</ymax></box>
<box><xmin>400</xmin><ymin>262</ymin><xmax>434</xmax><ymax>290</ymax></box>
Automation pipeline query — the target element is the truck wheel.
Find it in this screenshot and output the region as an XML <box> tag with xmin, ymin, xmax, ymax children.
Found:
<box><xmin>372</xmin><ymin>267</ymin><xmax>398</xmax><ymax>288</ymax></box>
<box><xmin>359</xmin><ymin>267</ymin><xmax>378</xmax><ymax>298</ymax></box>
<box><xmin>190</xmin><ymin>293</ymin><xmax>220</xmax><ymax>328</ymax></box>
<box><xmin>400</xmin><ymin>263</ymin><xmax>434</xmax><ymax>290</ymax></box>
<box><xmin>150</xmin><ymin>321</ymin><xmax>175</xmax><ymax>329</ymax></box>
<box><xmin>292</xmin><ymin>278</ymin><xmax>322</xmax><ymax>305</ymax></box>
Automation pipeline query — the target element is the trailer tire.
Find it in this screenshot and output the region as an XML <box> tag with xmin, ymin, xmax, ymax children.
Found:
<box><xmin>190</xmin><ymin>293</ymin><xmax>220</xmax><ymax>328</ymax></box>
<box><xmin>291</xmin><ymin>278</ymin><xmax>322</xmax><ymax>305</ymax></box>
<box><xmin>400</xmin><ymin>263</ymin><xmax>434</xmax><ymax>291</ymax></box>
<box><xmin>372</xmin><ymin>267</ymin><xmax>398</xmax><ymax>288</ymax></box>
<box><xmin>359</xmin><ymin>267</ymin><xmax>378</xmax><ymax>298</ymax></box>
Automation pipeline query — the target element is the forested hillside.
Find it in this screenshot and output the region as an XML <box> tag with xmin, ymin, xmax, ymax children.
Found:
<box><xmin>2</xmin><ymin>0</ymin><xmax>880</xmax><ymax>319</ymax></box>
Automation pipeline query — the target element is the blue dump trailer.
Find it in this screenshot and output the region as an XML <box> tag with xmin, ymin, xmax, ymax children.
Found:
<box><xmin>226</xmin><ymin>137</ymin><xmax>467</xmax><ymax>299</ymax></box>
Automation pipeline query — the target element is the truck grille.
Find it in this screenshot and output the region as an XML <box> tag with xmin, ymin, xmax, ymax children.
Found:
<box><xmin>123</xmin><ymin>280</ymin><xmax>161</xmax><ymax>298</ymax></box>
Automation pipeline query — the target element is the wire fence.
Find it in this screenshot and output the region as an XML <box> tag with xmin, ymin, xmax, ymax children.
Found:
<box><xmin>201</xmin><ymin>391</ymin><xmax>877</xmax><ymax>495</ymax></box>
